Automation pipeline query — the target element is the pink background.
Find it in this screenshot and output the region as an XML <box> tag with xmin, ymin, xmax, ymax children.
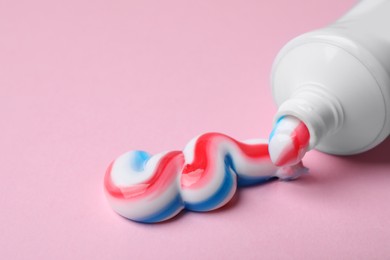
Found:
<box><xmin>1</xmin><ymin>0</ymin><xmax>390</xmax><ymax>259</ymax></box>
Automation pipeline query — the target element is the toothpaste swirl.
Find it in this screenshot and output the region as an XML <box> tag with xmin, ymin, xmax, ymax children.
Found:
<box><xmin>105</xmin><ymin>132</ymin><xmax>308</xmax><ymax>223</ymax></box>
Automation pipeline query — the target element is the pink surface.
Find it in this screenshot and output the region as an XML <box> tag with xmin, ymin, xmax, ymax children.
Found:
<box><xmin>1</xmin><ymin>0</ymin><xmax>390</xmax><ymax>259</ymax></box>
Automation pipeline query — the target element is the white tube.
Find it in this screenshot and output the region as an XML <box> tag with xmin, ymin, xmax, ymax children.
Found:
<box><xmin>271</xmin><ymin>0</ymin><xmax>390</xmax><ymax>155</ymax></box>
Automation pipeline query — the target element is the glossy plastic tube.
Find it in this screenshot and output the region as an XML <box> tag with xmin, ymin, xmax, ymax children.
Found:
<box><xmin>271</xmin><ymin>0</ymin><xmax>390</xmax><ymax>155</ymax></box>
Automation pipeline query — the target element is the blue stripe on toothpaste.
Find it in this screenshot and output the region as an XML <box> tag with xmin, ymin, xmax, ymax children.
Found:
<box><xmin>184</xmin><ymin>155</ymin><xmax>236</xmax><ymax>212</ymax></box>
<box><xmin>130</xmin><ymin>151</ymin><xmax>151</xmax><ymax>172</ymax></box>
<box><xmin>269</xmin><ymin>115</ymin><xmax>285</xmax><ymax>141</ymax></box>
<box><xmin>136</xmin><ymin>194</ymin><xmax>184</xmax><ymax>223</ymax></box>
